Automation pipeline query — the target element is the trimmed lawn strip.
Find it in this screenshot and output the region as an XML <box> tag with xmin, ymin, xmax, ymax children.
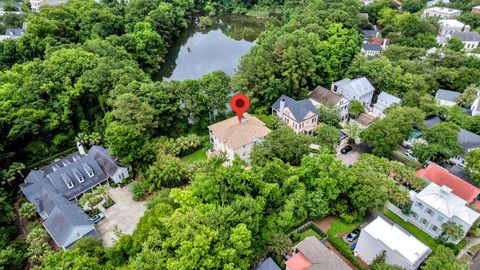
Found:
<box><xmin>296</xmin><ymin>229</ymin><xmax>322</xmax><ymax>241</ymax></box>
<box><xmin>384</xmin><ymin>209</ymin><xmax>438</xmax><ymax>249</ymax></box>
<box><xmin>328</xmin><ymin>219</ymin><xmax>361</xmax><ymax>237</ymax></box>
<box><xmin>181</xmin><ymin>148</ymin><xmax>207</xmax><ymax>163</ymax></box>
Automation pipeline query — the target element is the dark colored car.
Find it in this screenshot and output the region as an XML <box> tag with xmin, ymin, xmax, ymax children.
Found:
<box><xmin>340</xmin><ymin>145</ymin><xmax>353</xmax><ymax>154</ymax></box>
<box><xmin>346</xmin><ymin>228</ymin><xmax>361</xmax><ymax>242</ymax></box>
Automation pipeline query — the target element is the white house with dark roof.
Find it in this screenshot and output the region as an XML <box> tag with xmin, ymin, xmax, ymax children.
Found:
<box><xmin>0</xmin><ymin>22</ymin><xmax>26</xmax><ymax>41</ymax></box>
<box><xmin>19</xmin><ymin>143</ymin><xmax>129</xmax><ymax>249</ymax></box>
<box><xmin>361</xmin><ymin>43</ymin><xmax>383</xmax><ymax>56</ymax></box>
<box><xmin>372</xmin><ymin>92</ymin><xmax>401</xmax><ymax>118</ymax></box>
<box><xmin>271</xmin><ymin>95</ymin><xmax>319</xmax><ymax>135</ymax></box>
<box><xmin>435</xmin><ymin>89</ymin><xmax>460</xmax><ymax>106</ymax></box>
<box><xmin>354</xmin><ymin>217</ymin><xmax>431</xmax><ymax>270</ymax></box>
<box><xmin>308</xmin><ymin>86</ymin><xmax>350</xmax><ymax>122</ymax></box>
<box><xmin>423</xmin><ymin>7</ymin><xmax>461</xmax><ymax>19</ymax></box>
<box><xmin>332</xmin><ymin>77</ymin><xmax>375</xmax><ymax>107</ymax></box>
<box><xmin>409</xmin><ymin>183</ymin><xmax>480</xmax><ymax>244</ymax></box>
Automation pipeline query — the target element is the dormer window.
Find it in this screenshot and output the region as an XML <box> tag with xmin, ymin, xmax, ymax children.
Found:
<box><xmin>52</xmin><ymin>164</ymin><xmax>61</xmax><ymax>171</ymax></box>
<box><xmin>72</xmin><ymin>168</ymin><xmax>84</xmax><ymax>183</ymax></box>
<box><xmin>82</xmin><ymin>163</ymin><xmax>94</xmax><ymax>177</ymax></box>
<box><xmin>62</xmin><ymin>159</ymin><xmax>71</xmax><ymax>166</ymax></box>
<box><xmin>61</xmin><ymin>173</ymin><xmax>74</xmax><ymax>189</ymax></box>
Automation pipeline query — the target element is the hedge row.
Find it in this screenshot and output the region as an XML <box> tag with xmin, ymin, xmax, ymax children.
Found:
<box><xmin>328</xmin><ymin>236</ymin><xmax>366</xmax><ymax>270</ymax></box>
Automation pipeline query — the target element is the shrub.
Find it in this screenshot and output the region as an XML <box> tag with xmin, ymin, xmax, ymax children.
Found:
<box><xmin>19</xmin><ymin>202</ymin><xmax>37</xmax><ymax>220</ymax></box>
<box><xmin>103</xmin><ymin>197</ymin><xmax>115</xmax><ymax>209</ymax></box>
<box><xmin>328</xmin><ymin>237</ymin><xmax>366</xmax><ymax>270</ymax></box>
<box><xmin>130</xmin><ymin>181</ymin><xmax>145</xmax><ymax>201</ymax></box>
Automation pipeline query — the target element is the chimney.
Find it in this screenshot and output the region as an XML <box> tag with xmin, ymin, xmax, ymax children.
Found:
<box><xmin>241</xmin><ymin>116</ymin><xmax>247</xmax><ymax>124</ymax></box>
<box><xmin>279</xmin><ymin>99</ymin><xmax>285</xmax><ymax>117</ymax></box>
<box><xmin>440</xmin><ymin>185</ymin><xmax>452</xmax><ymax>195</ymax></box>
<box><xmin>76</xmin><ymin>142</ymin><xmax>86</xmax><ymax>156</ymax></box>
<box><xmin>382</xmin><ymin>38</ymin><xmax>387</xmax><ymax>49</ymax></box>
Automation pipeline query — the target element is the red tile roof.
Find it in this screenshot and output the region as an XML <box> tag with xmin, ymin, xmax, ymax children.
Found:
<box><xmin>285</xmin><ymin>253</ymin><xmax>311</xmax><ymax>270</ymax></box>
<box><xmin>416</xmin><ymin>163</ymin><xmax>480</xmax><ymax>203</ymax></box>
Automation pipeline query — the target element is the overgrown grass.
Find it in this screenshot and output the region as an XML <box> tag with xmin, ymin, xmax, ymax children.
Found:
<box><xmin>181</xmin><ymin>148</ymin><xmax>207</xmax><ymax>163</ymax></box>
<box><xmin>384</xmin><ymin>209</ymin><xmax>439</xmax><ymax>249</ymax></box>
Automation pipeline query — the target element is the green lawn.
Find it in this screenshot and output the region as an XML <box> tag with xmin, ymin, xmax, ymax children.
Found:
<box><xmin>327</xmin><ymin>219</ymin><xmax>361</xmax><ymax>237</ymax></box>
<box><xmin>296</xmin><ymin>229</ymin><xmax>323</xmax><ymax>241</ymax></box>
<box><xmin>182</xmin><ymin>148</ymin><xmax>207</xmax><ymax>163</ymax></box>
<box><xmin>384</xmin><ymin>209</ymin><xmax>439</xmax><ymax>249</ymax></box>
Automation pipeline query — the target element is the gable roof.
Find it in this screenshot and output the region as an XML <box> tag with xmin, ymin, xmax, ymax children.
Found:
<box><xmin>308</xmin><ymin>86</ymin><xmax>343</xmax><ymax>107</ymax></box>
<box><xmin>361</xmin><ymin>217</ymin><xmax>431</xmax><ymax>264</ymax></box>
<box><xmin>43</xmin><ymin>203</ymin><xmax>94</xmax><ymax>248</ymax></box>
<box><xmin>354</xmin><ymin>112</ymin><xmax>377</xmax><ymax>126</ymax></box>
<box><xmin>295</xmin><ymin>236</ymin><xmax>351</xmax><ymax>270</ymax></box>
<box><xmin>271</xmin><ymin>95</ymin><xmax>319</xmax><ymax>122</ymax></box>
<box><xmin>452</xmin><ymin>31</ymin><xmax>480</xmax><ymax>42</ymax></box>
<box><xmin>417</xmin><ymin>163</ymin><xmax>480</xmax><ymax>203</ymax></box>
<box><xmin>457</xmin><ymin>128</ymin><xmax>480</xmax><ymax>151</ymax></box>
<box><xmin>334</xmin><ymin>77</ymin><xmax>375</xmax><ymax>96</ymax></box>
<box><xmin>377</xmin><ymin>92</ymin><xmax>401</xmax><ymax>105</ymax></box>
<box><xmin>415</xmin><ymin>182</ymin><xmax>480</xmax><ymax>225</ymax></box>
<box><xmin>208</xmin><ymin>113</ymin><xmax>271</xmax><ymax>149</ymax></box>
<box><xmin>362</xmin><ymin>29</ymin><xmax>379</xmax><ymax>39</ymax></box>
<box><xmin>285</xmin><ymin>253</ymin><xmax>311</xmax><ymax>270</ymax></box>
<box><xmin>253</xmin><ymin>258</ymin><xmax>281</xmax><ymax>270</ymax></box>
<box><xmin>435</xmin><ymin>89</ymin><xmax>460</xmax><ymax>102</ymax></box>
<box><xmin>424</xmin><ymin>117</ymin><xmax>443</xmax><ymax>128</ymax></box>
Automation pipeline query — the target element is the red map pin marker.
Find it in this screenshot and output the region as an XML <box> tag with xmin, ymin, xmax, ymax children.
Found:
<box><xmin>230</xmin><ymin>93</ymin><xmax>250</xmax><ymax>123</ymax></box>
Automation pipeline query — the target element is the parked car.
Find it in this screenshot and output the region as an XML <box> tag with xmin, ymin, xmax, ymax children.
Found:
<box><xmin>90</xmin><ymin>213</ymin><xmax>105</xmax><ymax>224</ymax></box>
<box><xmin>346</xmin><ymin>228</ymin><xmax>361</xmax><ymax>242</ymax></box>
<box><xmin>340</xmin><ymin>145</ymin><xmax>353</xmax><ymax>154</ymax></box>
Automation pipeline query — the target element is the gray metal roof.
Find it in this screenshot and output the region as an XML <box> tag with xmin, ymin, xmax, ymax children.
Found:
<box><xmin>4</xmin><ymin>28</ymin><xmax>24</xmax><ymax>36</ymax></box>
<box><xmin>334</xmin><ymin>77</ymin><xmax>375</xmax><ymax>96</ymax></box>
<box><xmin>295</xmin><ymin>236</ymin><xmax>351</xmax><ymax>270</ymax></box>
<box><xmin>377</xmin><ymin>92</ymin><xmax>401</xmax><ymax>104</ymax></box>
<box><xmin>424</xmin><ymin>117</ymin><xmax>443</xmax><ymax>128</ymax></box>
<box><xmin>435</xmin><ymin>89</ymin><xmax>460</xmax><ymax>102</ymax></box>
<box><xmin>362</xmin><ymin>43</ymin><xmax>383</xmax><ymax>52</ymax></box>
<box><xmin>362</xmin><ymin>30</ymin><xmax>379</xmax><ymax>39</ymax></box>
<box><xmin>452</xmin><ymin>31</ymin><xmax>480</xmax><ymax>42</ymax></box>
<box><xmin>46</xmin><ymin>154</ymin><xmax>107</xmax><ymax>200</ymax></box>
<box><xmin>271</xmin><ymin>95</ymin><xmax>319</xmax><ymax>122</ymax></box>
<box><xmin>252</xmin><ymin>258</ymin><xmax>281</xmax><ymax>270</ymax></box>
<box><xmin>19</xmin><ymin>145</ymin><xmax>123</xmax><ymax>249</ymax></box>
<box><xmin>43</xmin><ymin>204</ymin><xmax>94</xmax><ymax>248</ymax></box>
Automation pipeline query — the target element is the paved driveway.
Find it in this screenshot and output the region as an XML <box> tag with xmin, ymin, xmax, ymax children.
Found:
<box><xmin>96</xmin><ymin>184</ymin><xmax>146</xmax><ymax>247</ymax></box>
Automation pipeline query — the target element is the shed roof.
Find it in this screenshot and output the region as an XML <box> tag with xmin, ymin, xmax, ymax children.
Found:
<box><xmin>435</xmin><ymin>89</ymin><xmax>460</xmax><ymax>102</ymax></box>
<box><xmin>253</xmin><ymin>257</ymin><xmax>281</xmax><ymax>270</ymax></box>
<box><xmin>295</xmin><ymin>236</ymin><xmax>351</xmax><ymax>270</ymax></box>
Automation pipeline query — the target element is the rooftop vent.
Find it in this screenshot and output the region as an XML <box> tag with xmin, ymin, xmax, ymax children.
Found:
<box><xmin>440</xmin><ymin>185</ymin><xmax>452</xmax><ymax>195</ymax></box>
<box><xmin>62</xmin><ymin>159</ymin><xmax>71</xmax><ymax>166</ymax></box>
<box><xmin>52</xmin><ymin>164</ymin><xmax>61</xmax><ymax>171</ymax></box>
<box><xmin>72</xmin><ymin>154</ymin><xmax>81</xmax><ymax>161</ymax></box>
<box><xmin>61</xmin><ymin>173</ymin><xmax>74</xmax><ymax>189</ymax></box>
<box><xmin>82</xmin><ymin>163</ymin><xmax>94</xmax><ymax>177</ymax></box>
<box><xmin>72</xmin><ymin>168</ymin><xmax>84</xmax><ymax>183</ymax></box>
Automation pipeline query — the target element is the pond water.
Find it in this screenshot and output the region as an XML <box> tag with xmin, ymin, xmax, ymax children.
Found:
<box><xmin>156</xmin><ymin>13</ymin><xmax>266</xmax><ymax>81</ymax></box>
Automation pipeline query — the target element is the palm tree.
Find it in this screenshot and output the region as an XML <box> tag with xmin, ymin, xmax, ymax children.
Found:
<box><xmin>441</xmin><ymin>221</ymin><xmax>464</xmax><ymax>243</ymax></box>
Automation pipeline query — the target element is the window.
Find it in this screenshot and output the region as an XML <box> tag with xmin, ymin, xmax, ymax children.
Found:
<box><xmin>411</xmin><ymin>211</ymin><xmax>418</xmax><ymax>219</ymax></box>
<box><xmin>432</xmin><ymin>225</ymin><xmax>438</xmax><ymax>232</ymax></box>
<box><xmin>421</xmin><ymin>218</ymin><xmax>429</xmax><ymax>227</ymax></box>
<box><xmin>437</xmin><ymin>215</ymin><xmax>444</xmax><ymax>222</ymax></box>
<box><xmin>416</xmin><ymin>202</ymin><xmax>424</xmax><ymax>209</ymax></box>
<box><xmin>426</xmin><ymin>208</ymin><xmax>433</xmax><ymax>216</ymax></box>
